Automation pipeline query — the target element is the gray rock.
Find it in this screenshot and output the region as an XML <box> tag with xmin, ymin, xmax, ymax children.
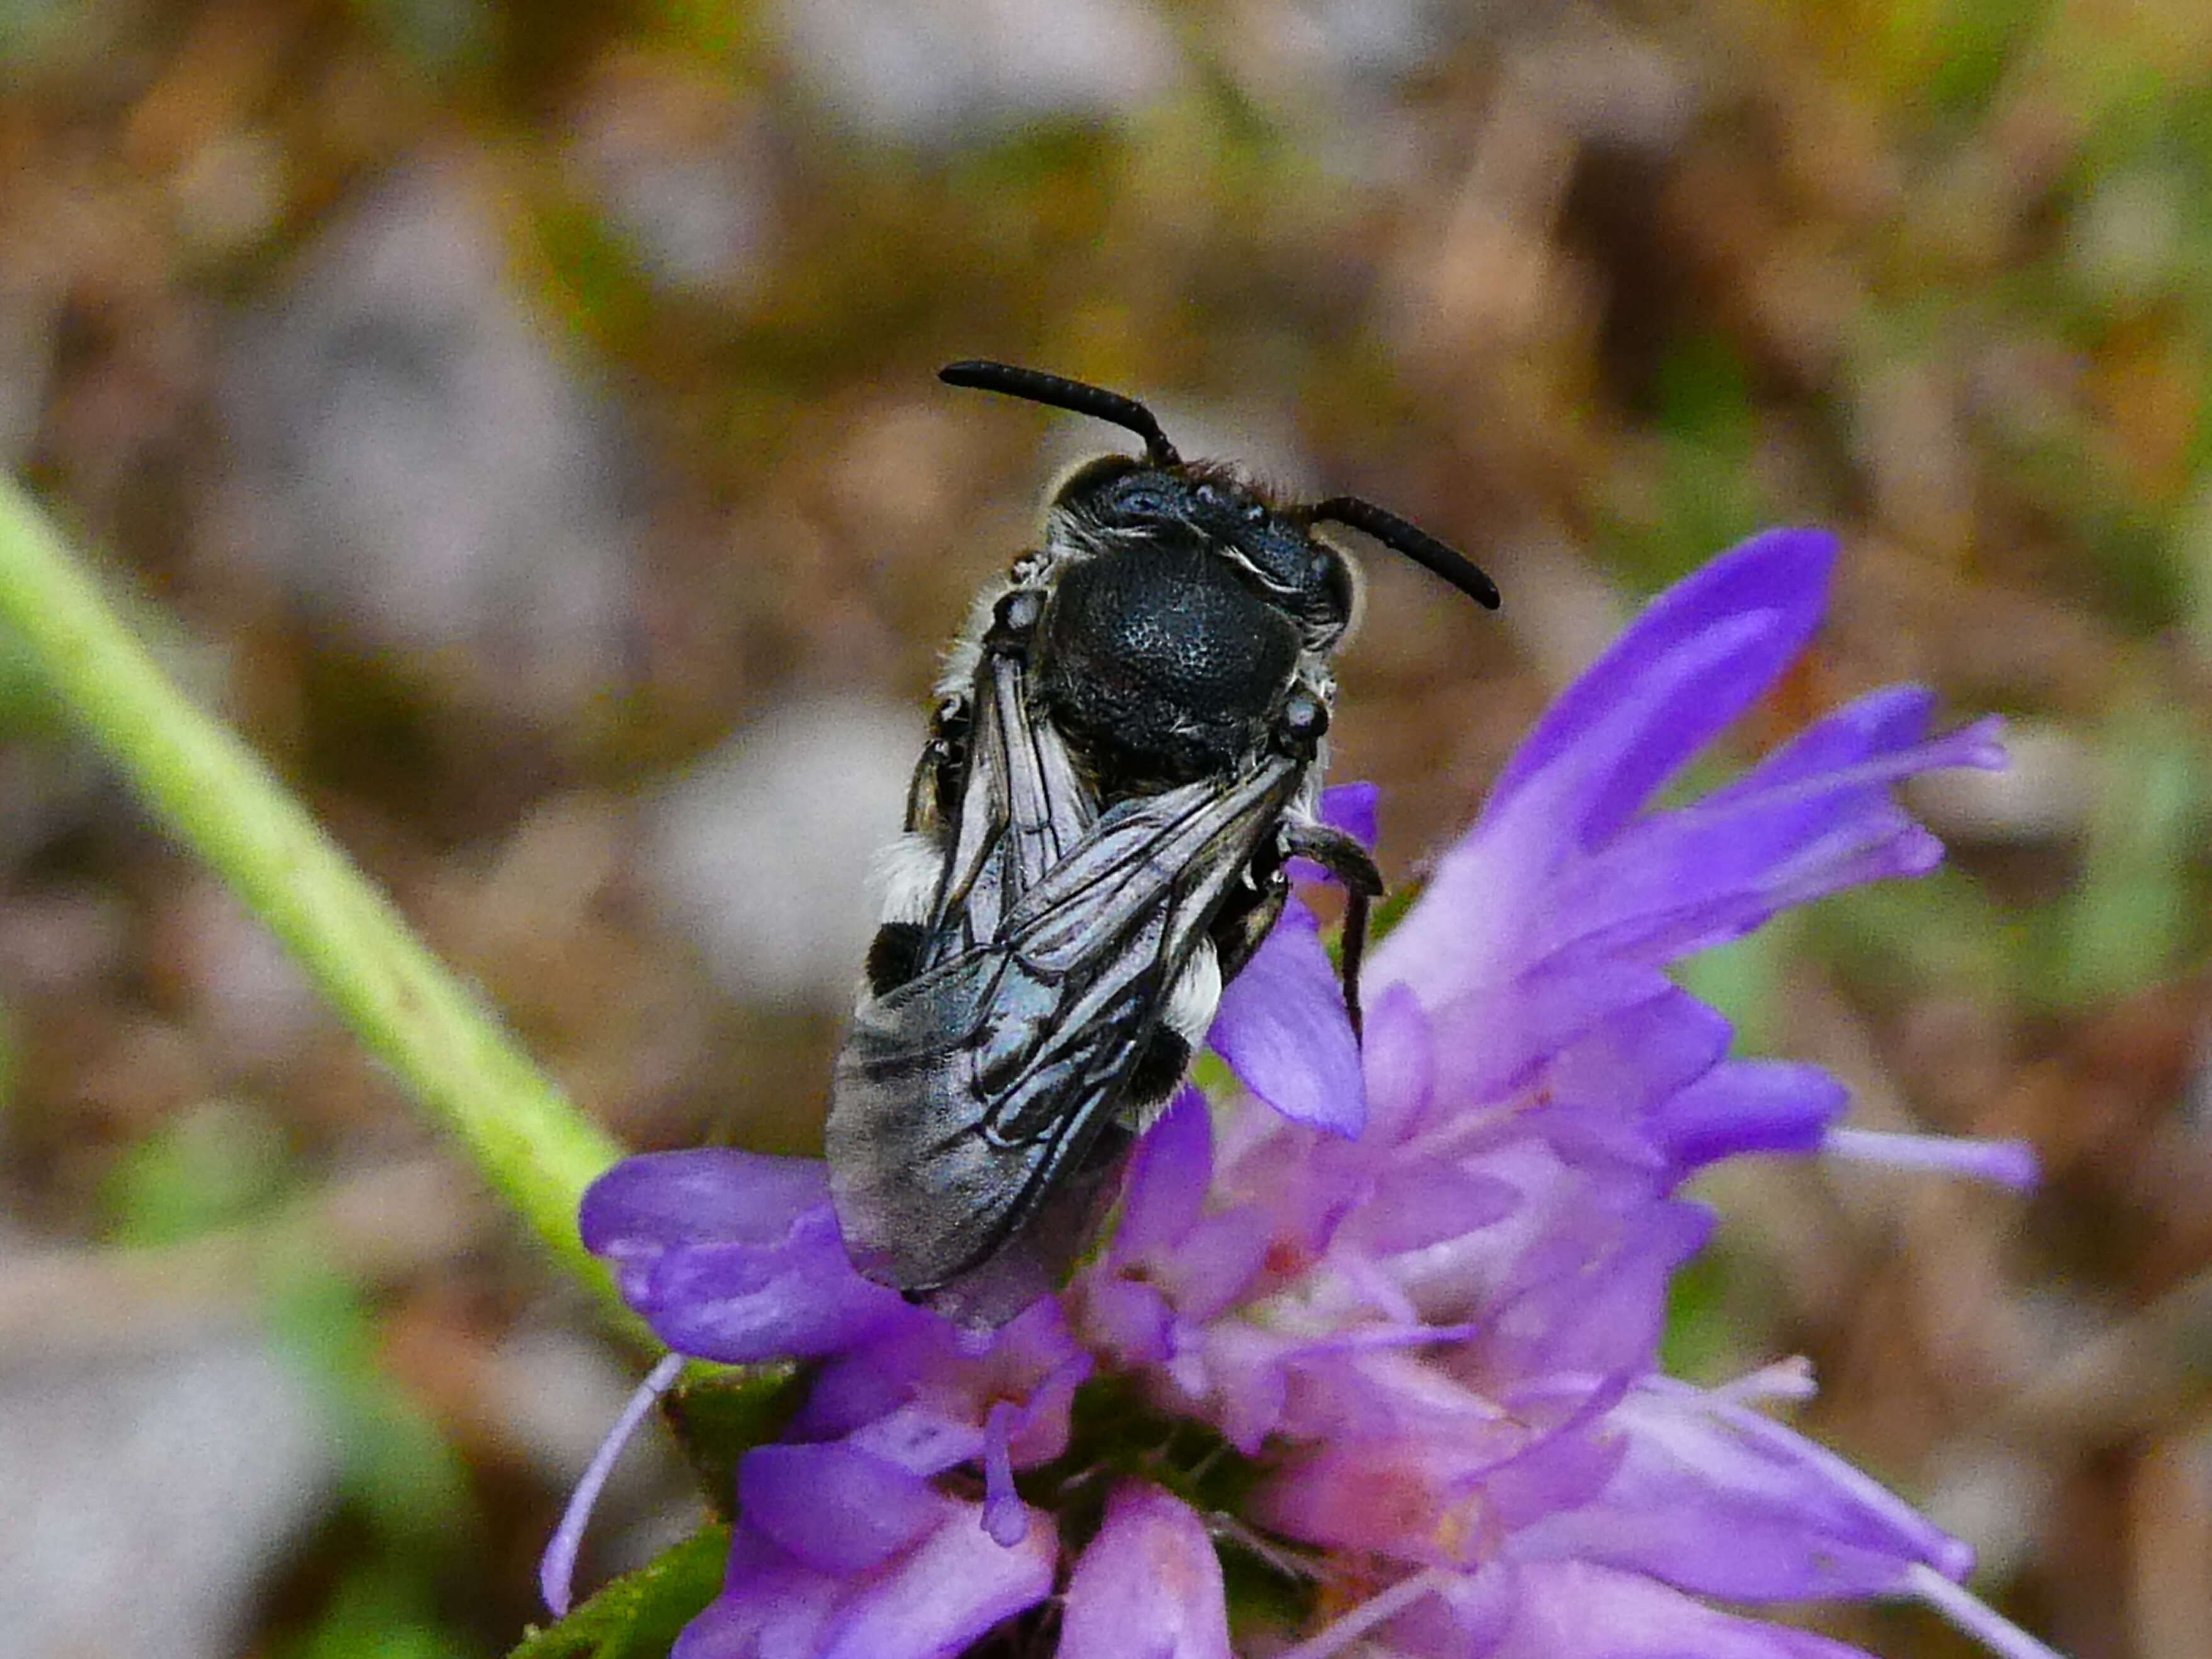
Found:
<box><xmin>568</xmin><ymin>87</ymin><xmax>777</xmax><ymax>299</ymax></box>
<box><xmin>645</xmin><ymin>696</ymin><xmax>917</xmax><ymax>1009</ymax></box>
<box><xmin>0</xmin><ymin>1333</ymin><xmax>338</xmax><ymax>1659</ymax></box>
<box><xmin>774</xmin><ymin>0</ymin><xmax>1181</xmax><ymax>147</ymax></box>
<box><xmin>219</xmin><ymin>161</ymin><xmax>640</xmax><ymax>719</ymax></box>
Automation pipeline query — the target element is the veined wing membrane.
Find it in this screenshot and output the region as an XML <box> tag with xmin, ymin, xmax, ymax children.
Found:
<box><xmin>829</xmin><ymin>647</ymin><xmax>1299</xmax><ymax>1300</ymax></box>
<box><xmin>924</xmin><ymin>651</ymin><xmax>1094</xmax><ymax>960</ymax></box>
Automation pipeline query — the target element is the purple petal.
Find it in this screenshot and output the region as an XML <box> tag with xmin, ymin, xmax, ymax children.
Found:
<box><xmin>843</xmin><ymin>1403</ymin><xmax>985</xmax><ymax>1477</ymax></box>
<box><xmin>1426</xmin><ymin>959</ymin><xmax>1679</xmax><ymax>1105</ymax></box>
<box><xmin>673</xmin><ymin>1526</ymin><xmax>840</xmax><ymax>1659</ymax></box>
<box><xmin>1654</xmin><ymin>1061</ymin><xmax>1846</xmax><ymax>1175</ymax></box>
<box><xmin>1515</xmin><ymin>1097</ymin><xmax>1670</xmax><ymax>1176</ymax></box>
<box><xmin>1254</xmin><ymin>1438</ymin><xmax>1477</xmax><ymax>1565</ymax></box>
<box><xmin>1192</xmin><ymin>1319</ymin><xmax>1295</xmax><ymax>1453</ymax></box>
<box><xmin>1079</xmin><ymin>1274</ymin><xmax>1176</xmax><ymax>1365</ymax></box>
<box><xmin>1319</xmin><ymin>782</ymin><xmax>1381</xmax><ymax>849</ymax></box>
<box><xmin>1269</xmin><ymin>1340</ymin><xmax>1517</xmax><ymax>1449</ymax></box>
<box><xmin>1545</xmin><ymin>987</ymin><xmax>1731</xmax><ymax>1119</ymax></box>
<box><xmin>1360</xmin><ymin>984</ymin><xmax>1435</xmax><ymax>1144</ymax></box>
<box><xmin>1487</xmin><ymin>1559</ymin><xmax>1878</xmax><ymax>1659</ymax></box>
<box><xmin>1255</xmin><ymin>1418</ymin><xmax>1566</xmax><ymax>1568</ymax></box>
<box><xmin>1482</xmin><ymin>1200</ymin><xmax>1712</xmax><ymax>1384</ymax></box>
<box><xmin>1147</xmin><ymin>1207</ymin><xmax>1275</xmax><ymax>1322</ymax></box>
<box><xmin>1488</xmin><ymin>529</ymin><xmax>1838</xmax><ymax>842</ymax></box>
<box><xmin>1705</xmin><ymin>683</ymin><xmax>1937</xmax><ymax>800</ymax></box>
<box><xmin>1472</xmin><ymin>1409</ymin><xmax>1632</xmax><ymax>1537</ymax></box>
<box><xmin>581</xmin><ymin>1150</ymin><xmax>909</xmax><ymax>1363</ymax></box>
<box><xmin>1336</xmin><ymin>1163</ymin><xmax>1520</xmax><ymax>1255</ymax></box>
<box><xmin>1709</xmin><ymin>685</ymin><xmax>2003</xmax><ymax>806</ymax></box>
<box><xmin>1510</xmin><ymin>1379</ymin><xmax>1973</xmax><ymax>1602</ymax></box>
<box><xmin>582</xmin><ymin>1149</ymin><xmax>830</xmax><ymax>1254</ymax></box>
<box><xmin>1350</xmin><ymin>1565</ymin><xmax>1516</xmax><ymax>1659</ymax></box>
<box><xmin>1060</xmin><ymin>1484</ymin><xmax>1233</xmax><ymax>1659</ymax></box>
<box><xmin>740</xmin><ymin>1442</ymin><xmax>947</xmax><ymax>1574</ymax></box>
<box><xmin>807</xmin><ymin>1295</ymin><xmax>1089</xmax><ymax>1478</ymax></box>
<box><xmin>1210</xmin><ymin>898</ymin><xmax>1367</xmax><ymax>1136</ymax></box>
<box><xmin>639</xmin><ymin>1215</ymin><xmax>908</xmax><ymax>1363</ymax></box>
<box><xmin>817</xmin><ymin>1499</ymin><xmax>1056</xmax><ymax>1659</ymax></box>
<box><xmin>794</xmin><ymin>1346</ymin><xmax>956</xmax><ymax>1448</ymax></box>
<box><xmin>1535</xmin><ymin>715</ymin><xmax>2004</xmax><ymax>967</ymax></box>
<box><xmin>1372</xmin><ymin>532</ymin><xmax>1839</xmax><ymax>1002</ymax></box>
<box><xmin>1113</xmin><ymin>1087</ymin><xmax>1213</xmax><ymax>1261</ymax></box>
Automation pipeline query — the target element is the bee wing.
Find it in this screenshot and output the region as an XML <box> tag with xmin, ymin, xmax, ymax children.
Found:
<box><xmin>925</xmin><ymin>648</ymin><xmax>1096</xmax><ymax>958</ymax></box>
<box><xmin>828</xmin><ymin>653</ymin><xmax>1298</xmax><ymax>1312</ymax></box>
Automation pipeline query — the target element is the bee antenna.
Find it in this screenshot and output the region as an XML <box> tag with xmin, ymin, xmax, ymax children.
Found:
<box><xmin>939</xmin><ymin>360</ymin><xmax>1182</xmax><ymax>468</ymax></box>
<box><xmin>1304</xmin><ymin>496</ymin><xmax>1501</xmax><ymax>611</ymax></box>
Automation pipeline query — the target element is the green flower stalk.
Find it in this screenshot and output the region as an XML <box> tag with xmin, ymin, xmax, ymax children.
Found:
<box><xmin>0</xmin><ymin>473</ymin><xmax>623</xmax><ymax>1297</ymax></box>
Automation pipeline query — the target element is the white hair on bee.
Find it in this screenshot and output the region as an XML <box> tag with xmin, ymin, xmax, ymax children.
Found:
<box><xmin>1160</xmin><ymin>938</ymin><xmax>1222</xmax><ymax>1052</ymax></box>
<box><xmin>868</xmin><ymin>830</ymin><xmax>945</xmax><ymax>926</ymax></box>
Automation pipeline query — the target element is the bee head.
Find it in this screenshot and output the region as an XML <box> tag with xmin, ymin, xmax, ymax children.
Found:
<box><xmin>938</xmin><ymin>360</ymin><xmax>1500</xmax><ymax>620</ymax></box>
<box><xmin>1048</xmin><ymin>455</ymin><xmax>1358</xmax><ymax>647</ymax></box>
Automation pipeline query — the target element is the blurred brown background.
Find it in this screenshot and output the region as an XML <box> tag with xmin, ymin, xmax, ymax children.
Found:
<box><xmin>1</xmin><ymin>1</ymin><xmax>2208</xmax><ymax>1655</ymax></box>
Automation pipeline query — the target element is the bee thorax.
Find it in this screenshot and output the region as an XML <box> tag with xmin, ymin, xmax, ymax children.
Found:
<box><xmin>1036</xmin><ymin>548</ymin><xmax>1302</xmax><ymax>788</ymax></box>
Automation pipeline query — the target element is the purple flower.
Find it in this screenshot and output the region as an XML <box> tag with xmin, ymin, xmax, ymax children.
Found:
<box><xmin>676</xmin><ymin>1444</ymin><xmax>1057</xmax><ymax>1659</ymax></box>
<box><xmin>547</xmin><ymin>530</ymin><xmax>2061</xmax><ymax>1659</ymax></box>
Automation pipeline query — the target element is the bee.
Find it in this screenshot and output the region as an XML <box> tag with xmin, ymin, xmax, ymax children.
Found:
<box><xmin>827</xmin><ymin>362</ymin><xmax>1499</xmax><ymax>1326</ymax></box>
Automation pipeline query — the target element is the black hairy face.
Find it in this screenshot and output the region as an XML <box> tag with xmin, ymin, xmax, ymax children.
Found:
<box><xmin>1051</xmin><ymin>456</ymin><xmax>1356</xmax><ymax>646</ymax></box>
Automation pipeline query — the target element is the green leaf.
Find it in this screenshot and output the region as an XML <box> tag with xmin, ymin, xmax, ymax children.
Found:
<box><xmin>662</xmin><ymin>1363</ymin><xmax>806</xmax><ymax>1518</ymax></box>
<box><xmin>1675</xmin><ymin>917</ymin><xmax>1792</xmax><ymax>1057</ymax></box>
<box><xmin>287</xmin><ymin>1563</ymin><xmax>476</xmax><ymax>1659</ymax></box>
<box><xmin>509</xmin><ymin>1525</ymin><xmax>732</xmax><ymax>1659</ymax></box>
<box><xmin>101</xmin><ymin>1098</ymin><xmax>290</xmax><ymax>1246</ymax></box>
<box><xmin>2063</xmin><ymin>704</ymin><xmax>2206</xmax><ymax>1004</ymax></box>
<box><xmin>263</xmin><ymin>1262</ymin><xmax>479</xmax><ymax>1551</ymax></box>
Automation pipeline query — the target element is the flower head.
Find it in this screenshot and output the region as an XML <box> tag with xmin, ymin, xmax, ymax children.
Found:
<box><xmin>550</xmin><ymin>530</ymin><xmax>2058</xmax><ymax>1659</ymax></box>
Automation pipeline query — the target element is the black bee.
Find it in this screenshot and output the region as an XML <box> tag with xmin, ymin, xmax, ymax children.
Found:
<box><xmin>827</xmin><ymin>362</ymin><xmax>1499</xmax><ymax>1326</ymax></box>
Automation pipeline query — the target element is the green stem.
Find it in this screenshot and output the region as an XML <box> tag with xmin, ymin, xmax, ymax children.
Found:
<box><xmin>0</xmin><ymin>473</ymin><xmax>626</xmax><ymax>1299</ymax></box>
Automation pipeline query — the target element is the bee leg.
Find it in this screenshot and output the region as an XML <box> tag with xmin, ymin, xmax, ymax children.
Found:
<box><xmin>906</xmin><ymin>692</ymin><xmax>973</xmax><ymax>832</ymax></box>
<box><xmin>1276</xmin><ymin>822</ymin><xmax>1383</xmax><ymax>1043</ymax></box>
<box><xmin>1339</xmin><ymin>885</ymin><xmax>1372</xmax><ymax>1045</ymax></box>
<box><xmin>983</xmin><ymin>587</ymin><xmax>1047</xmax><ymax>657</ymax></box>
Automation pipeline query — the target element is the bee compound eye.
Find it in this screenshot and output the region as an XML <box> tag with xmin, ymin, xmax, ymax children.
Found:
<box><xmin>1112</xmin><ymin>481</ymin><xmax>1169</xmax><ymax>520</ymax></box>
<box><xmin>1281</xmin><ymin>690</ymin><xmax>1329</xmax><ymax>743</ymax></box>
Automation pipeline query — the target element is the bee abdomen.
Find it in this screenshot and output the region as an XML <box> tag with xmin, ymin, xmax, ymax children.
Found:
<box><xmin>1126</xmin><ymin>1030</ymin><xmax>1190</xmax><ymax>1108</ymax></box>
<box><xmin>864</xmin><ymin>922</ymin><xmax>927</xmax><ymax>996</ymax></box>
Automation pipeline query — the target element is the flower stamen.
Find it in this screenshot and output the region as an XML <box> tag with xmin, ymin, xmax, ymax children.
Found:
<box><xmin>1908</xmin><ymin>1562</ymin><xmax>2068</xmax><ymax>1659</ymax></box>
<box><xmin>1825</xmin><ymin>1127</ymin><xmax>2041</xmax><ymax>1191</ymax></box>
<box><xmin>1275</xmin><ymin>1566</ymin><xmax>1455</xmax><ymax>1659</ymax></box>
<box><xmin>539</xmin><ymin>1351</ymin><xmax>684</xmax><ymax>1616</ymax></box>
